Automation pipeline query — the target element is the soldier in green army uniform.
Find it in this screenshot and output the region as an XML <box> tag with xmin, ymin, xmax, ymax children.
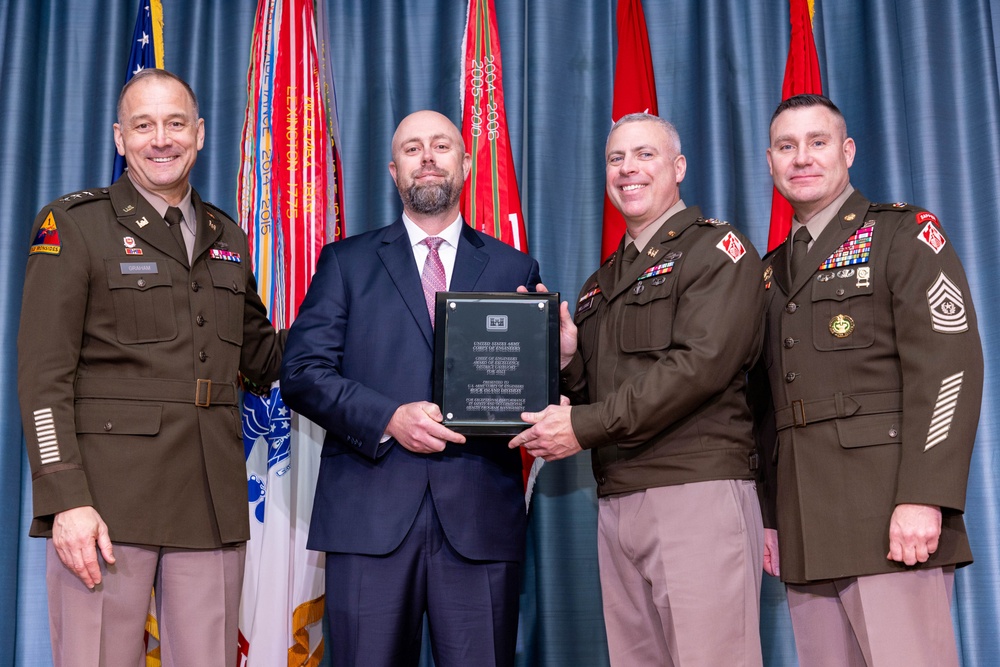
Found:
<box><xmin>17</xmin><ymin>69</ymin><xmax>284</xmax><ymax>666</ymax></box>
<box><xmin>754</xmin><ymin>94</ymin><xmax>983</xmax><ymax>666</ymax></box>
<box><xmin>510</xmin><ymin>113</ymin><xmax>766</xmax><ymax>666</ymax></box>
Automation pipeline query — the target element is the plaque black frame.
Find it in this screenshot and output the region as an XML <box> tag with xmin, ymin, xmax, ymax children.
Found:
<box><xmin>433</xmin><ymin>291</ymin><xmax>560</xmax><ymax>435</ymax></box>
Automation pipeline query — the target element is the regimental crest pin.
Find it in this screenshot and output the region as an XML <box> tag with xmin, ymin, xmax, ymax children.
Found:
<box><xmin>829</xmin><ymin>314</ymin><xmax>855</xmax><ymax>338</ymax></box>
<box><xmin>926</xmin><ymin>271</ymin><xmax>968</xmax><ymax>333</ymax></box>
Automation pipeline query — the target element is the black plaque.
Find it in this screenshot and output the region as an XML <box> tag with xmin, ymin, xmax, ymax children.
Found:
<box><xmin>433</xmin><ymin>292</ymin><xmax>560</xmax><ymax>435</ymax></box>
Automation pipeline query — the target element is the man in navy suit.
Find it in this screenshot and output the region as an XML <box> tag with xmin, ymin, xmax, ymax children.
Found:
<box><xmin>280</xmin><ymin>110</ymin><xmax>541</xmax><ymax>667</ymax></box>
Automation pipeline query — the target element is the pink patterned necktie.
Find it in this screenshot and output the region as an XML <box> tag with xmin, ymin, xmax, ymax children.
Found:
<box><xmin>420</xmin><ymin>236</ymin><xmax>447</xmax><ymax>327</ymax></box>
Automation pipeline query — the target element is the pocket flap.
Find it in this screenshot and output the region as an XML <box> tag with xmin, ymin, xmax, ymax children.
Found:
<box><xmin>836</xmin><ymin>412</ymin><xmax>902</xmax><ymax>448</ymax></box>
<box><xmin>75</xmin><ymin>401</ymin><xmax>162</xmax><ymax>435</ymax></box>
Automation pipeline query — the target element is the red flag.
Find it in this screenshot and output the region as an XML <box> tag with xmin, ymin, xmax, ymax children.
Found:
<box><xmin>767</xmin><ymin>0</ymin><xmax>823</xmax><ymax>251</ymax></box>
<box><xmin>460</xmin><ymin>0</ymin><xmax>539</xmax><ymax>492</ymax></box>
<box><xmin>461</xmin><ymin>0</ymin><xmax>526</xmax><ymax>251</ymax></box>
<box><xmin>601</xmin><ymin>0</ymin><xmax>658</xmax><ymax>260</ymax></box>
<box><xmin>237</xmin><ymin>0</ymin><xmax>344</xmax><ymax>664</ymax></box>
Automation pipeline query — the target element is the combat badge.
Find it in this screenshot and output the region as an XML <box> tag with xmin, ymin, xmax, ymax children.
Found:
<box><xmin>918</xmin><ymin>222</ymin><xmax>947</xmax><ymax>254</ymax></box>
<box><xmin>829</xmin><ymin>314</ymin><xmax>855</xmax><ymax>338</ymax></box>
<box><xmin>926</xmin><ymin>271</ymin><xmax>968</xmax><ymax>333</ymax></box>
<box><xmin>716</xmin><ymin>231</ymin><xmax>746</xmax><ymax>263</ymax></box>
<box><xmin>29</xmin><ymin>211</ymin><xmax>61</xmax><ymax>255</ymax></box>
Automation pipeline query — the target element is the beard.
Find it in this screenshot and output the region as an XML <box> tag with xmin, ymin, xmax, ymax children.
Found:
<box><xmin>399</xmin><ymin>173</ymin><xmax>462</xmax><ymax>216</ymax></box>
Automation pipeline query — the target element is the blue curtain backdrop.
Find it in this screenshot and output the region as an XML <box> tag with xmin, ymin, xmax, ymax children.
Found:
<box><xmin>2</xmin><ymin>1</ymin><xmax>998</xmax><ymax>665</ymax></box>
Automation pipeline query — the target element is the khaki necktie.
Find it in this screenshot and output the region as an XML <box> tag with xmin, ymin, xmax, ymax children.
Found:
<box><xmin>790</xmin><ymin>226</ymin><xmax>813</xmax><ymax>281</ymax></box>
<box><xmin>619</xmin><ymin>242</ymin><xmax>639</xmax><ymax>280</ymax></box>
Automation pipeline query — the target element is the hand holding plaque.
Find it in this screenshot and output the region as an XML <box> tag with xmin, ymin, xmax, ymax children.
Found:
<box><xmin>433</xmin><ymin>292</ymin><xmax>559</xmax><ymax>435</ymax></box>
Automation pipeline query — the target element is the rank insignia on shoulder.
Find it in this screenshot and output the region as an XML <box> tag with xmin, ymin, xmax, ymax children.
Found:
<box><xmin>916</xmin><ymin>211</ymin><xmax>940</xmax><ymax>227</ymax></box>
<box><xmin>209</xmin><ymin>248</ymin><xmax>242</xmax><ymax>263</ymax></box>
<box><xmin>29</xmin><ymin>211</ymin><xmax>61</xmax><ymax>256</ymax></box>
<box><xmin>702</xmin><ymin>218</ymin><xmax>729</xmax><ymax>226</ymax></box>
<box><xmin>918</xmin><ymin>221</ymin><xmax>947</xmax><ymax>254</ymax></box>
<box><xmin>59</xmin><ymin>191</ymin><xmax>95</xmax><ymax>202</ymax></box>
<box><xmin>716</xmin><ymin>231</ymin><xmax>746</xmax><ymax>263</ymax></box>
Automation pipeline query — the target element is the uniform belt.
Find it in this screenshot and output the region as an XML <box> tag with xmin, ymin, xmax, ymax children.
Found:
<box><xmin>774</xmin><ymin>390</ymin><xmax>902</xmax><ymax>430</ymax></box>
<box><xmin>74</xmin><ymin>377</ymin><xmax>238</xmax><ymax>407</ymax></box>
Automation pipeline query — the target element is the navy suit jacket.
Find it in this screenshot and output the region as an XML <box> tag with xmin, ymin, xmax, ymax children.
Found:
<box><xmin>281</xmin><ymin>219</ymin><xmax>541</xmax><ymax>561</ymax></box>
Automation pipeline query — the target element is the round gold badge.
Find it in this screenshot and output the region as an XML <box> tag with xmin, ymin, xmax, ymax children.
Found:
<box><xmin>829</xmin><ymin>314</ymin><xmax>855</xmax><ymax>338</ymax></box>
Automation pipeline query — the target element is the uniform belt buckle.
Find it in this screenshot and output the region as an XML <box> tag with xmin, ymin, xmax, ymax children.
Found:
<box><xmin>195</xmin><ymin>379</ymin><xmax>212</xmax><ymax>407</ymax></box>
<box><xmin>792</xmin><ymin>399</ymin><xmax>806</xmax><ymax>427</ymax></box>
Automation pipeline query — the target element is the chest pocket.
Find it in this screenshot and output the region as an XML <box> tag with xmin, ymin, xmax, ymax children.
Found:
<box><xmin>810</xmin><ymin>268</ymin><xmax>875</xmax><ymax>351</ymax></box>
<box><xmin>207</xmin><ymin>261</ymin><xmax>247</xmax><ymax>345</ymax></box>
<box><xmin>620</xmin><ymin>275</ymin><xmax>675</xmax><ymax>353</ymax></box>
<box><xmin>105</xmin><ymin>261</ymin><xmax>178</xmax><ymax>344</ymax></box>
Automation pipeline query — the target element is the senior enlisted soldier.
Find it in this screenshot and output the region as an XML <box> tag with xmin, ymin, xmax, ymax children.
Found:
<box><xmin>753</xmin><ymin>94</ymin><xmax>983</xmax><ymax>666</ymax></box>
<box><xmin>17</xmin><ymin>68</ymin><xmax>285</xmax><ymax>666</ymax></box>
<box><xmin>510</xmin><ymin>112</ymin><xmax>766</xmax><ymax>666</ymax></box>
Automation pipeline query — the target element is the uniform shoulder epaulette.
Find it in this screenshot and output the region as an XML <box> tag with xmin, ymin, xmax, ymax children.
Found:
<box><xmin>696</xmin><ymin>216</ymin><xmax>731</xmax><ymax>227</ymax></box>
<box><xmin>868</xmin><ymin>201</ymin><xmax>921</xmax><ymax>212</ymax></box>
<box><xmin>49</xmin><ymin>188</ymin><xmax>110</xmax><ymax>210</ymax></box>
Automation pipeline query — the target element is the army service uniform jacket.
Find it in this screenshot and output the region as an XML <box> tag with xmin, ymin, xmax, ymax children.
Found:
<box><xmin>18</xmin><ymin>175</ymin><xmax>285</xmax><ymax>548</ymax></box>
<box><xmin>561</xmin><ymin>206</ymin><xmax>765</xmax><ymax>497</ymax></box>
<box><xmin>756</xmin><ymin>189</ymin><xmax>983</xmax><ymax>584</ymax></box>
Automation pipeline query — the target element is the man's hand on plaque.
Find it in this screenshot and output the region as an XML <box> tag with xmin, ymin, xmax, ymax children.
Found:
<box><xmin>507</xmin><ymin>401</ymin><xmax>582</xmax><ymax>461</ymax></box>
<box><xmin>516</xmin><ymin>283</ymin><xmax>577</xmax><ymax>367</ymax></box>
<box><xmin>387</xmin><ymin>401</ymin><xmax>466</xmax><ymax>454</ymax></box>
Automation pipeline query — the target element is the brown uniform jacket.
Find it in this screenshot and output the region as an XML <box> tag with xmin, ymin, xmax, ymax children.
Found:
<box><xmin>754</xmin><ymin>190</ymin><xmax>983</xmax><ymax>583</ymax></box>
<box><xmin>562</xmin><ymin>206</ymin><xmax>765</xmax><ymax>497</ymax></box>
<box><xmin>17</xmin><ymin>175</ymin><xmax>284</xmax><ymax>548</ymax></box>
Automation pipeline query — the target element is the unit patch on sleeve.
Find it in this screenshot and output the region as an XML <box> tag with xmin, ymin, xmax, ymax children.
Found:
<box><xmin>716</xmin><ymin>231</ymin><xmax>746</xmax><ymax>263</ymax></box>
<box><xmin>29</xmin><ymin>211</ymin><xmax>62</xmax><ymax>256</ymax></box>
<box><xmin>916</xmin><ymin>211</ymin><xmax>939</xmax><ymax>227</ymax></box>
<box><xmin>926</xmin><ymin>271</ymin><xmax>968</xmax><ymax>333</ymax></box>
<box><xmin>818</xmin><ymin>223</ymin><xmax>874</xmax><ymax>270</ymax></box>
<box><xmin>925</xmin><ymin>371</ymin><xmax>964</xmax><ymax>451</ymax></box>
<box><xmin>918</xmin><ymin>222</ymin><xmax>947</xmax><ymax>254</ymax></box>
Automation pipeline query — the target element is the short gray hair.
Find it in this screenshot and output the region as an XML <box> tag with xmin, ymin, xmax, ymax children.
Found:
<box><xmin>607</xmin><ymin>112</ymin><xmax>682</xmax><ymax>156</ymax></box>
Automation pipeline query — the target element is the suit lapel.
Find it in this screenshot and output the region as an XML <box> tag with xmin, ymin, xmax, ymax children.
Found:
<box><xmin>109</xmin><ymin>176</ymin><xmax>188</xmax><ymax>266</ymax></box>
<box><xmin>450</xmin><ymin>223</ymin><xmax>488</xmax><ymax>291</ymax></box>
<box><xmin>378</xmin><ymin>219</ymin><xmax>435</xmax><ymax>348</ymax></box>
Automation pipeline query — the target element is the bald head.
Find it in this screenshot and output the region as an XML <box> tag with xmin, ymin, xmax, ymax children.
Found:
<box><xmin>388</xmin><ymin>110</ymin><xmax>470</xmax><ymax>227</ymax></box>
